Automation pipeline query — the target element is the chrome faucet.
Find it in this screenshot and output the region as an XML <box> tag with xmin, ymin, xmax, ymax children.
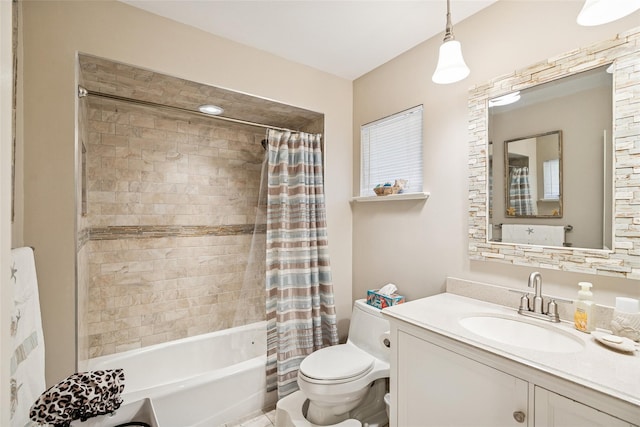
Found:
<box><xmin>528</xmin><ymin>272</ymin><xmax>544</xmax><ymax>314</ymax></box>
<box><xmin>516</xmin><ymin>272</ymin><xmax>565</xmax><ymax>323</ymax></box>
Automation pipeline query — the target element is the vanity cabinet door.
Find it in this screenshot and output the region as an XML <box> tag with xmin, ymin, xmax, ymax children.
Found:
<box><xmin>397</xmin><ymin>331</ymin><xmax>529</xmax><ymax>426</ymax></box>
<box><xmin>534</xmin><ymin>387</ymin><xmax>634</xmax><ymax>427</ymax></box>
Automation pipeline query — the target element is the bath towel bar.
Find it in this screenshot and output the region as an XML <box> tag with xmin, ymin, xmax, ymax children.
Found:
<box><xmin>495</xmin><ymin>224</ymin><xmax>573</xmax><ymax>232</ymax></box>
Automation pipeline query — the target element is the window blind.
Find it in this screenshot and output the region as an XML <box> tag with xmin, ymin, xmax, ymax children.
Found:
<box><xmin>360</xmin><ymin>105</ymin><xmax>423</xmax><ymax>197</ymax></box>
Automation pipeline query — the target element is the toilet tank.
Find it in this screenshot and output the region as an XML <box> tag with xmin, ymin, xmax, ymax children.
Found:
<box><xmin>347</xmin><ymin>299</ymin><xmax>391</xmax><ymax>362</ymax></box>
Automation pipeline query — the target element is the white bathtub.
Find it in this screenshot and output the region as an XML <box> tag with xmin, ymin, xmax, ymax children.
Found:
<box><xmin>88</xmin><ymin>321</ymin><xmax>275</xmax><ymax>427</ymax></box>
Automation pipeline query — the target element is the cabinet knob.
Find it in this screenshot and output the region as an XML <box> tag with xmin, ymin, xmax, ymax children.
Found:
<box><xmin>513</xmin><ymin>411</ymin><xmax>526</xmax><ymax>423</ymax></box>
<box><xmin>383</xmin><ymin>338</ymin><xmax>391</xmax><ymax>348</ymax></box>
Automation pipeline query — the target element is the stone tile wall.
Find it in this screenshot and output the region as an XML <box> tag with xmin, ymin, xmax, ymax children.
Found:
<box><xmin>468</xmin><ymin>27</ymin><xmax>640</xmax><ymax>278</ymax></box>
<box><xmin>78</xmin><ymin>54</ymin><xmax>321</xmax><ymax>133</ymax></box>
<box><xmin>84</xmin><ymin>97</ymin><xmax>267</xmax><ymax>357</ymax></box>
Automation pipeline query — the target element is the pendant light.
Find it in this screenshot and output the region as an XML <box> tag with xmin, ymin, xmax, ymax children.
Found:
<box><xmin>577</xmin><ymin>0</ymin><xmax>640</xmax><ymax>26</ymax></box>
<box><xmin>432</xmin><ymin>0</ymin><xmax>470</xmax><ymax>85</ymax></box>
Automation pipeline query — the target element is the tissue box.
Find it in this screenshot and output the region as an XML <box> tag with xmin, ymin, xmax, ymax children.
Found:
<box><xmin>367</xmin><ymin>289</ymin><xmax>405</xmax><ymax>309</ymax></box>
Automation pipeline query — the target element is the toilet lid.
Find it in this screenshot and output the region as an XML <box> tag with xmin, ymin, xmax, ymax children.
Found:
<box><xmin>299</xmin><ymin>345</ymin><xmax>375</xmax><ymax>381</ymax></box>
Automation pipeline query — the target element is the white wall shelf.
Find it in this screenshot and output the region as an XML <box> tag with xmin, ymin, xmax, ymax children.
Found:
<box><xmin>351</xmin><ymin>192</ymin><xmax>430</xmax><ymax>203</ymax></box>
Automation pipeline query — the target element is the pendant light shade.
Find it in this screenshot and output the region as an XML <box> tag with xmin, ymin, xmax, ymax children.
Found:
<box><xmin>432</xmin><ymin>40</ymin><xmax>470</xmax><ymax>84</ymax></box>
<box><xmin>577</xmin><ymin>0</ymin><xmax>640</xmax><ymax>26</ymax></box>
<box><xmin>432</xmin><ymin>0</ymin><xmax>469</xmax><ymax>85</ymax></box>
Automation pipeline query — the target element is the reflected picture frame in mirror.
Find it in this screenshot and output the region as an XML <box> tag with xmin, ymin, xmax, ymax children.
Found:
<box><xmin>468</xmin><ymin>26</ymin><xmax>640</xmax><ymax>278</ymax></box>
<box><xmin>504</xmin><ymin>130</ymin><xmax>563</xmax><ymax>219</ymax></box>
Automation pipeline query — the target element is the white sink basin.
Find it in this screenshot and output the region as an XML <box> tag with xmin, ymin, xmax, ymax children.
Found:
<box><xmin>459</xmin><ymin>314</ymin><xmax>585</xmax><ymax>353</ymax></box>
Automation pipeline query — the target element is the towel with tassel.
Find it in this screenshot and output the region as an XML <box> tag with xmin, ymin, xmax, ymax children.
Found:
<box><xmin>501</xmin><ymin>224</ymin><xmax>565</xmax><ymax>246</ymax></box>
<box><xmin>10</xmin><ymin>247</ymin><xmax>46</xmax><ymax>427</ymax></box>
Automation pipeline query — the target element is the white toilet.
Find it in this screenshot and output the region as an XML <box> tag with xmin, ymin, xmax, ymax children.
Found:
<box><xmin>276</xmin><ymin>299</ymin><xmax>390</xmax><ymax>427</ymax></box>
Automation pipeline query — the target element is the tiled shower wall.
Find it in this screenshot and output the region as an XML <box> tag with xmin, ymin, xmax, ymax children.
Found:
<box><xmin>84</xmin><ymin>98</ymin><xmax>267</xmax><ymax>358</ymax></box>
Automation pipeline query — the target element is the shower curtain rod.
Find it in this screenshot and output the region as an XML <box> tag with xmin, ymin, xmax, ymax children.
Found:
<box><xmin>77</xmin><ymin>86</ymin><xmax>298</xmax><ymax>133</ymax></box>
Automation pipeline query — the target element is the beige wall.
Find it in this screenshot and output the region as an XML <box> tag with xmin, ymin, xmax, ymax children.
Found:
<box><xmin>353</xmin><ymin>2</ymin><xmax>640</xmax><ymax>306</ymax></box>
<box><xmin>20</xmin><ymin>0</ymin><xmax>353</xmax><ymax>385</ymax></box>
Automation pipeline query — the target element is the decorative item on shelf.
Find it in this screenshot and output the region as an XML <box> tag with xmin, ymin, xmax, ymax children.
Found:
<box><xmin>394</xmin><ymin>179</ymin><xmax>408</xmax><ymax>193</ymax></box>
<box><xmin>373</xmin><ymin>179</ymin><xmax>408</xmax><ymax>196</ymax></box>
<box><xmin>506</xmin><ymin>207</ymin><xmax>516</xmax><ymax>216</ymax></box>
<box><xmin>610</xmin><ymin>297</ymin><xmax>640</xmax><ymax>342</ymax></box>
<box><xmin>374</xmin><ymin>183</ymin><xmax>396</xmax><ymax>196</ymax></box>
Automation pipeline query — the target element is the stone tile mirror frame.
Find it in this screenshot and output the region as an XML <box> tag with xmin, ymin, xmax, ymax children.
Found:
<box><xmin>468</xmin><ymin>27</ymin><xmax>640</xmax><ymax>279</ymax></box>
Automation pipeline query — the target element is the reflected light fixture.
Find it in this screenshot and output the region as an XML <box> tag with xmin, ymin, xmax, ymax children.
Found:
<box><xmin>432</xmin><ymin>0</ymin><xmax>470</xmax><ymax>85</ymax></box>
<box><xmin>488</xmin><ymin>91</ymin><xmax>521</xmax><ymax>107</ymax></box>
<box><xmin>577</xmin><ymin>0</ymin><xmax>640</xmax><ymax>26</ymax></box>
<box><xmin>198</xmin><ymin>104</ymin><xmax>224</xmax><ymax>115</ymax></box>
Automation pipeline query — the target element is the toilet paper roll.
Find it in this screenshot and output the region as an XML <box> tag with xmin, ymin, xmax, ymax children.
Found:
<box><xmin>379</xmin><ymin>331</ymin><xmax>391</xmax><ymax>349</ymax></box>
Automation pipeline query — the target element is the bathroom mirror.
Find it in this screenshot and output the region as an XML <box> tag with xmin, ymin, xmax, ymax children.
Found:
<box><xmin>469</xmin><ymin>28</ymin><xmax>640</xmax><ymax>278</ymax></box>
<box><xmin>488</xmin><ymin>65</ymin><xmax>611</xmax><ymax>249</ymax></box>
<box><xmin>504</xmin><ymin>131</ymin><xmax>562</xmax><ymax>218</ymax></box>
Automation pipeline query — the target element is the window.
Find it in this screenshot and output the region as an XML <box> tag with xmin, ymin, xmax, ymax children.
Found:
<box><xmin>360</xmin><ymin>105</ymin><xmax>423</xmax><ymax>197</ymax></box>
<box><xmin>543</xmin><ymin>158</ymin><xmax>560</xmax><ymax>200</ymax></box>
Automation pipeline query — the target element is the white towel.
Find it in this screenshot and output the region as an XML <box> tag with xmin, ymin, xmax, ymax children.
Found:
<box><xmin>502</xmin><ymin>224</ymin><xmax>565</xmax><ymax>247</ymax></box>
<box><xmin>10</xmin><ymin>247</ymin><xmax>46</xmax><ymax>427</ymax></box>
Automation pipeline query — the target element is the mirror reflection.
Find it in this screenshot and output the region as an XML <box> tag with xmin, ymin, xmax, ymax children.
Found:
<box><xmin>488</xmin><ymin>65</ymin><xmax>613</xmax><ymax>249</ymax></box>
<box><xmin>505</xmin><ymin>131</ymin><xmax>562</xmax><ymax>218</ymax></box>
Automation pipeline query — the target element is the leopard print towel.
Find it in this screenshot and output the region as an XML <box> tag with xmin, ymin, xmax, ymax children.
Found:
<box><xmin>29</xmin><ymin>369</ymin><xmax>125</xmax><ymax>427</ymax></box>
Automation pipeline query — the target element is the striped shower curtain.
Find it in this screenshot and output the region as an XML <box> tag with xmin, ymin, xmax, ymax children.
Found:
<box><xmin>509</xmin><ymin>166</ymin><xmax>535</xmax><ymax>216</ymax></box>
<box><xmin>264</xmin><ymin>129</ymin><xmax>339</xmax><ymax>399</ymax></box>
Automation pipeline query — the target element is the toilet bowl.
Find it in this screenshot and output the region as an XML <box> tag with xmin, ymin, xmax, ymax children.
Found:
<box><xmin>276</xmin><ymin>299</ymin><xmax>390</xmax><ymax>427</ymax></box>
<box><xmin>298</xmin><ymin>345</ymin><xmax>388</xmax><ymax>424</ymax></box>
<box><xmin>276</xmin><ymin>390</ymin><xmax>361</xmax><ymax>427</ymax></box>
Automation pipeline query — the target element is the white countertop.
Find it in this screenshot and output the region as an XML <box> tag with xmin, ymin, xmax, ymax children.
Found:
<box><xmin>382</xmin><ymin>293</ymin><xmax>640</xmax><ymax>409</ymax></box>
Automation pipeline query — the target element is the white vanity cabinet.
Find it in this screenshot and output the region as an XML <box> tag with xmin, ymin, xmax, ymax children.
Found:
<box><xmin>386</xmin><ymin>303</ymin><xmax>639</xmax><ymax>427</ymax></box>
<box><xmin>397</xmin><ymin>330</ymin><xmax>529</xmax><ymax>426</ymax></box>
<box><xmin>535</xmin><ymin>388</ymin><xmax>633</xmax><ymax>427</ymax></box>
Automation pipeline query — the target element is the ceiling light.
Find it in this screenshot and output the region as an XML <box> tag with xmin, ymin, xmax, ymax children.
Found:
<box><xmin>488</xmin><ymin>91</ymin><xmax>521</xmax><ymax>108</ymax></box>
<box><xmin>198</xmin><ymin>104</ymin><xmax>224</xmax><ymax>115</ymax></box>
<box><xmin>577</xmin><ymin>0</ymin><xmax>640</xmax><ymax>26</ymax></box>
<box><xmin>432</xmin><ymin>0</ymin><xmax>470</xmax><ymax>85</ymax></box>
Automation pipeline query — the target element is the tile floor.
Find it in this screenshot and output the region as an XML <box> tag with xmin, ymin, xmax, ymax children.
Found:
<box><xmin>223</xmin><ymin>408</ymin><xmax>276</xmax><ymax>427</ymax></box>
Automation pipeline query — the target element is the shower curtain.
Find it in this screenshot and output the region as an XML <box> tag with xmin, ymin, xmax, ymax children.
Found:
<box><xmin>509</xmin><ymin>166</ymin><xmax>535</xmax><ymax>216</ymax></box>
<box><xmin>264</xmin><ymin>129</ymin><xmax>339</xmax><ymax>399</ymax></box>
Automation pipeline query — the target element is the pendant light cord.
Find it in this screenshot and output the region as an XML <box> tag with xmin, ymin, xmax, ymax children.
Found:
<box><xmin>444</xmin><ymin>0</ymin><xmax>454</xmax><ymax>42</ymax></box>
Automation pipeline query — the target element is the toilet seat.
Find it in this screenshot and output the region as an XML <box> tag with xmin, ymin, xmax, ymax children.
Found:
<box><xmin>299</xmin><ymin>345</ymin><xmax>374</xmax><ymax>384</ymax></box>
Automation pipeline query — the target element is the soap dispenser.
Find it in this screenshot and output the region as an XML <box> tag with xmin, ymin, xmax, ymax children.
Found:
<box><xmin>574</xmin><ymin>282</ymin><xmax>595</xmax><ymax>333</ymax></box>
